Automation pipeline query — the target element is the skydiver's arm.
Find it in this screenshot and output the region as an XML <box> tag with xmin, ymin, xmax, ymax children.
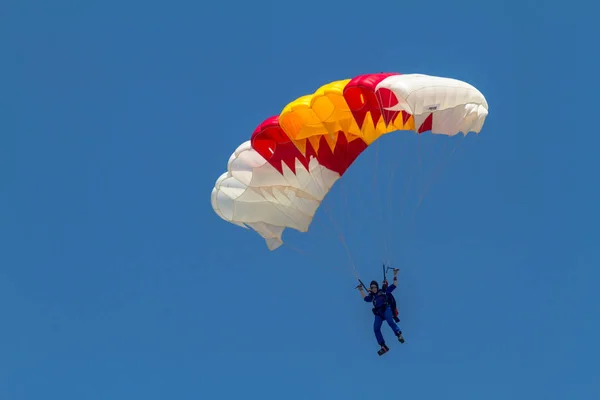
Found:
<box><xmin>386</xmin><ymin>269</ymin><xmax>399</xmax><ymax>292</ymax></box>
<box><xmin>362</xmin><ymin>291</ymin><xmax>373</xmax><ymax>302</ymax></box>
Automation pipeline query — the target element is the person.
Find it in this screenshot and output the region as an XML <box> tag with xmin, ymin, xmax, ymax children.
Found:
<box><xmin>358</xmin><ymin>268</ymin><xmax>404</xmax><ymax>355</ymax></box>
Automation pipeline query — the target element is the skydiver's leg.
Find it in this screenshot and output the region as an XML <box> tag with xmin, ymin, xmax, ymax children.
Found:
<box><xmin>383</xmin><ymin>307</ymin><xmax>401</xmax><ymax>334</ymax></box>
<box><xmin>384</xmin><ymin>307</ymin><xmax>405</xmax><ymax>343</ymax></box>
<box><xmin>373</xmin><ymin>315</ymin><xmax>385</xmax><ymax>345</ymax></box>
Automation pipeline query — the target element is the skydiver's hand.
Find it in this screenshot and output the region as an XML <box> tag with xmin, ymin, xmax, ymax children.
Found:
<box><xmin>393</xmin><ymin>268</ymin><xmax>399</xmax><ymax>276</ymax></box>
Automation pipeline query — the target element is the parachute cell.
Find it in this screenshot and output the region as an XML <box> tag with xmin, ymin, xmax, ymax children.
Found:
<box><xmin>211</xmin><ymin>72</ymin><xmax>488</xmax><ymax>250</ymax></box>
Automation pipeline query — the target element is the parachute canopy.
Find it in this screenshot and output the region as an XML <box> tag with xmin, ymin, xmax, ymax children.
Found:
<box><xmin>211</xmin><ymin>72</ymin><xmax>488</xmax><ymax>250</ymax></box>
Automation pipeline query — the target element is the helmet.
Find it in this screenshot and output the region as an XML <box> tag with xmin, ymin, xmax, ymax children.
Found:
<box><xmin>369</xmin><ymin>280</ymin><xmax>379</xmax><ymax>289</ymax></box>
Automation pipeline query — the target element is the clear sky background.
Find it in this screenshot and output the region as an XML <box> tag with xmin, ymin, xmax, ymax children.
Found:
<box><xmin>1</xmin><ymin>1</ymin><xmax>597</xmax><ymax>399</ymax></box>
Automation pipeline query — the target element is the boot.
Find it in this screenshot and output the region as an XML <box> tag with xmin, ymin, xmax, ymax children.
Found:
<box><xmin>397</xmin><ymin>332</ymin><xmax>405</xmax><ymax>343</ymax></box>
<box><xmin>377</xmin><ymin>343</ymin><xmax>389</xmax><ymax>355</ymax></box>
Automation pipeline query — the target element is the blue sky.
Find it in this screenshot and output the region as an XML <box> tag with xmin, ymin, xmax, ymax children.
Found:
<box><xmin>1</xmin><ymin>0</ymin><xmax>596</xmax><ymax>399</ymax></box>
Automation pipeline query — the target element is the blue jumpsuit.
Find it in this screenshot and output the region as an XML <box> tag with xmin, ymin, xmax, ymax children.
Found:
<box><xmin>364</xmin><ymin>285</ymin><xmax>402</xmax><ymax>345</ymax></box>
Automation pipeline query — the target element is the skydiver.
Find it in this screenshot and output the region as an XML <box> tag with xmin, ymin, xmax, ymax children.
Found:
<box><xmin>358</xmin><ymin>268</ymin><xmax>404</xmax><ymax>355</ymax></box>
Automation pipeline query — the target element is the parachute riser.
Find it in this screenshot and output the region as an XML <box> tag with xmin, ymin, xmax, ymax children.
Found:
<box><xmin>354</xmin><ymin>278</ymin><xmax>368</xmax><ymax>292</ymax></box>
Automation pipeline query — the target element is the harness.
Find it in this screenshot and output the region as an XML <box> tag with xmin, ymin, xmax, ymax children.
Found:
<box><xmin>370</xmin><ymin>290</ymin><xmax>389</xmax><ymax>317</ymax></box>
<box><xmin>371</xmin><ymin>281</ymin><xmax>400</xmax><ymax>322</ymax></box>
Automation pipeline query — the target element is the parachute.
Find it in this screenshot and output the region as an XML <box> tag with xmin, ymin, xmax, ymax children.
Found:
<box><xmin>211</xmin><ymin>72</ymin><xmax>488</xmax><ymax>250</ymax></box>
